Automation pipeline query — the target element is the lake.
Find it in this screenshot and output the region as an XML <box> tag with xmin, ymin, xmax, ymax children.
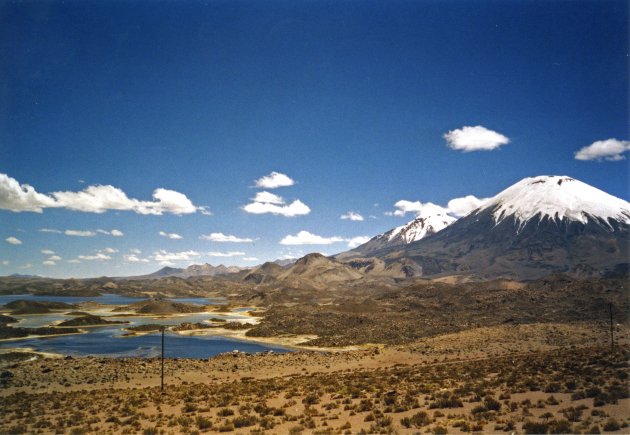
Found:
<box><xmin>0</xmin><ymin>294</ymin><xmax>289</xmax><ymax>358</ymax></box>
<box><xmin>0</xmin><ymin>327</ymin><xmax>288</xmax><ymax>358</ymax></box>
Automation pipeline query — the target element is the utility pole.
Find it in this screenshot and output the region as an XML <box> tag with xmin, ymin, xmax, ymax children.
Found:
<box><xmin>161</xmin><ymin>326</ymin><xmax>165</xmax><ymax>392</ymax></box>
<box><xmin>609</xmin><ymin>304</ymin><xmax>614</xmax><ymax>352</ymax></box>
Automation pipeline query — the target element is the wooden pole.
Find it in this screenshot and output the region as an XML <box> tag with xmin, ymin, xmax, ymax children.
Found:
<box><xmin>161</xmin><ymin>326</ymin><xmax>165</xmax><ymax>392</ymax></box>
<box><xmin>609</xmin><ymin>304</ymin><xmax>614</xmax><ymax>352</ymax></box>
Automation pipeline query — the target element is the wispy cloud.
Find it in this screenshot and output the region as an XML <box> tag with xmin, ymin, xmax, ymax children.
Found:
<box><xmin>39</xmin><ymin>228</ymin><xmax>62</xmax><ymax>234</ymax></box>
<box><xmin>151</xmin><ymin>250</ymin><xmax>201</xmax><ymax>264</ymax></box>
<box><xmin>124</xmin><ymin>254</ymin><xmax>149</xmax><ymax>263</ymax></box>
<box><xmin>65</xmin><ymin>230</ymin><xmax>97</xmax><ymax>237</ymax></box>
<box><xmin>207</xmin><ymin>251</ymin><xmax>245</xmax><ymax>257</ymax></box>
<box><xmin>340</xmin><ymin>211</ymin><xmax>364</xmax><ymax>221</ymax></box>
<box><xmin>444</xmin><ymin>125</ymin><xmax>509</xmax><ymax>152</ymax></box>
<box><xmin>200</xmin><ymin>232</ymin><xmax>254</xmax><ymax>243</ymax></box>
<box><xmin>96</xmin><ymin>229</ymin><xmax>124</xmax><ymax>237</ymax></box>
<box><xmin>43</xmin><ymin>260</ymin><xmax>56</xmax><ymax>266</ymax></box>
<box><xmin>0</xmin><ymin>172</ymin><xmax>202</xmax><ymax>215</ymax></box>
<box><xmin>574</xmin><ymin>138</ymin><xmax>630</xmax><ymax>161</ymax></box>
<box><xmin>254</xmin><ymin>171</ymin><xmax>295</xmax><ymax>189</ymax></box>
<box><xmin>78</xmin><ymin>252</ymin><xmax>111</xmax><ymax>261</ymax></box>
<box><xmin>280</xmin><ymin>231</ymin><xmax>344</xmax><ymax>245</ymax></box>
<box><xmin>159</xmin><ymin>231</ymin><xmax>183</xmax><ymax>240</ymax></box>
<box><xmin>41</xmin><ymin>249</ymin><xmax>55</xmax><ymax>255</ymax></box>
<box><xmin>5</xmin><ymin>236</ymin><xmax>22</xmax><ymax>245</ymax></box>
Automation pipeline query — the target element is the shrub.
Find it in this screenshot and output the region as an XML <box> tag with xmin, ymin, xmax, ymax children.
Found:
<box><xmin>548</xmin><ymin>419</ymin><xmax>573</xmax><ymax>434</ymax></box>
<box><xmin>523</xmin><ymin>421</ymin><xmax>548</xmax><ymax>434</ymax></box>
<box><xmin>232</xmin><ymin>415</ymin><xmax>257</xmax><ymax>428</ymax></box>
<box><xmin>603</xmin><ymin>419</ymin><xmax>620</xmax><ymax>431</ymax></box>
<box><xmin>217</xmin><ymin>408</ymin><xmax>234</xmax><ymax>417</ymax></box>
<box><xmin>196</xmin><ymin>416</ymin><xmax>212</xmax><ymax>430</ymax></box>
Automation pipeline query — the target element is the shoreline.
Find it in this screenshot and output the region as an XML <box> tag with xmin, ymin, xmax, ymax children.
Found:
<box><xmin>0</xmin><ymin>329</ymin><xmax>88</xmax><ymax>343</ymax></box>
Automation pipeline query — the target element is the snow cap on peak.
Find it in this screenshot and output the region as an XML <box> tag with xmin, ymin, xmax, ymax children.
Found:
<box><xmin>480</xmin><ymin>175</ymin><xmax>630</xmax><ymax>228</ymax></box>
<box><xmin>387</xmin><ymin>213</ymin><xmax>456</xmax><ymax>243</ymax></box>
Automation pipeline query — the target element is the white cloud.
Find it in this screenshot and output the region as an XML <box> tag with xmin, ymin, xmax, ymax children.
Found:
<box><xmin>347</xmin><ymin>236</ymin><xmax>371</xmax><ymax>248</ymax></box>
<box><xmin>254</xmin><ymin>171</ymin><xmax>295</xmax><ymax>189</ymax></box>
<box><xmin>574</xmin><ymin>138</ymin><xmax>630</xmax><ymax>161</ymax></box>
<box><xmin>159</xmin><ymin>231</ymin><xmax>183</xmax><ymax>240</ymax></box>
<box><xmin>41</xmin><ymin>249</ymin><xmax>55</xmax><ymax>255</ymax></box>
<box><xmin>389</xmin><ymin>200</ymin><xmax>449</xmax><ymax>217</ymax></box>
<box><xmin>198</xmin><ymin>206</ymin><xmax>213</xmax><ymax>216</ymax></box>
<box><xmin>340</xmin><ymin>211</ymin><xmax>364</xmax><ymax>221</ymax></box>
<box><xmin>96</xmin><ymin>229</ymin><xmax>124</xmax><ymax>237</ymax></box>
<box><xmin>0</xmin><ymin>172</ymin><xmax>202</xmax><ymax>215</ymax></box>
<box><xmin>124</xmin><ymin>254</ymin><xmax>149</xmax><ymax>263</ymax></box>
<box><xmin>129</xmin><ymin>248</ymin><xmax>142</xmax><ymax>254</ymax></box>
<box><xmin>5</xmin><ymin>236</ymin><xmax>22</xmax><ymax>245</ymax></box>
<box><xmin>280</xmin><ymin>231</ymin><xmax>345</xmax><ymax>245</ymax></box>
<box><xmin>1</xmin><ymin>260</ymin><xmax>9</xmax><ymax>266</ymax></box>
<box><xmin>200</xmin><ymin>232</ymin><xmax>254</xmax><ymax>243</ymax></box>
<box><xmin>151</xmin><ymin>250</ymin><xmax>201</xmax><ymax>263</ymax></box>
<box><xmin>444</xmin><ymin>125</ymin><xmax>509</xmax><ymax>152</ymax></box>
<box><xmin>102</xmin><ymin>248</ymin><xmax>118</xmax><ymax>254</ymax></box>
<box><xmin>67</xmin><ymin>259</ymin><xmax>81</xmax><ymax>264</ymax></box>
<box><xmin>48</xmin><ymin>255</ymin><xmax>62</xmax><ymax>261</ymax></box>
<box><xmin>244</xmin><ymin>199</ymin><xmax>310</xmax><ymax>217</ymax></box>
<box><xmin>78</xmin><ymin>252</ymin><xmax>111</xmax><ymax>261</ymax></box>
<box><xmin>207</xmin><ymin>251</ymin><xmax>245</xmax><ymax>257</ymax></box>
<box><xmin>43</xmin><ymin>260</ymin><xmax>56</xmax><ymax>266</ymax></box>
<box><xmin>252</xmin><ymin>191</ymin><xmax>285</xmax><ymax>204</ymax></box>
<box><xmin>0</xmin><ymin>173</ymin><xmax>58</xmax><ymax>212</ymax></box>
<box><xmin>243</xmin><ymin>257</ymin><xmax>259</xmax><ymax>261</ymax></box>
<box><xmin>387</xmin><ymin>195</ymin><xmax>488</xmax><ymax>219</ymax></box>
<box><xmin>39</xmin><ymin>228</ymin><xmax>62</xmax><ymax>234</ymax></box>
<box><xmin>244</xmin><ymin>188</ymin><xmax>310</xmax><ymax>217</ymax></box>
<box><xmin>446</xmin><ymin>195</ymin><xmax>488</xmax><ymax>217</ymax></box>
<box><xmin>65</xmin><ymin>230</ymin><xmax>97</xmax><ymax>237</ymax></box>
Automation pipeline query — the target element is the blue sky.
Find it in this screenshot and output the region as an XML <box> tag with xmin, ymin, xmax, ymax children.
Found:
<box><xmin>1</xmin><ymin>0</ymin><xmax>628</xmax><ymax>278</ymax></box>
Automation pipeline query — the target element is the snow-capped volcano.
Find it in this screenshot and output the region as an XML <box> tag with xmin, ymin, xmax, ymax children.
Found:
<box><xmin>337</xmin><ymin>175</ymin><xmax>629</xmax><ymax>279</ymax></box>
<box><xmin>337</xmin><ymin>213</ymin><xmax>456</xmax><ymax>258</ymax></box>
<box><xmin>479</xmin><ymin>175</ymin><xmax>630</xmax><ymax>230</ymax></box>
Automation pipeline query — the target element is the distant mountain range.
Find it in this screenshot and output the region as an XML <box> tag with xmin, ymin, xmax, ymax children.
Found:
<box><xmin>131</xmin><ymin>263</ymin><xmax>248</xmax><ymax>280</ymax></box>
<box><xmin>337</xmin><ymin>175</ymin><xmax>629</xmax><ymax>280</ymax></box>
<box><xmin>136</xmin><ymin>258</ymin><xmax>297</xmax><ymax>280</ymax></box>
